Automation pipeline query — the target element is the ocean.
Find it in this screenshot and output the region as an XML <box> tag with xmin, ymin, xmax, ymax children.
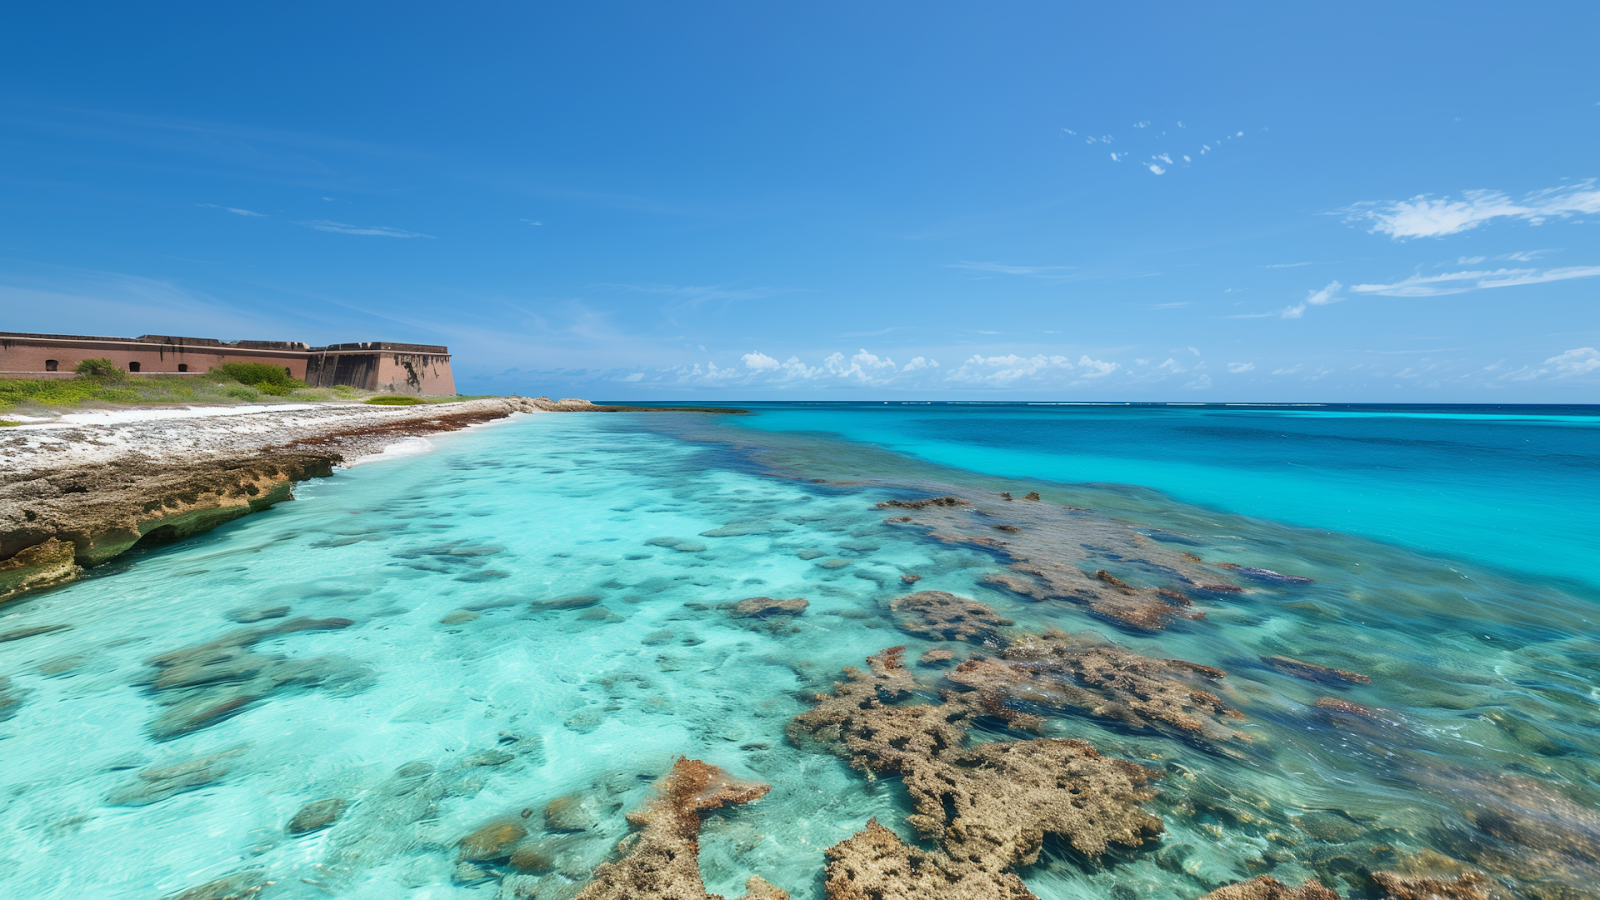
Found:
<box><xmin>0</xmin><ymin>404</ymin><xmax>1596</xmax><ymax>899</ymax></box>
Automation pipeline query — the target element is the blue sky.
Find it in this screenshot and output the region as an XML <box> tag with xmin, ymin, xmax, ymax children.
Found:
<box><xmin>2</xmin><ymin>2</ymin><xmax>1597</xmax><ymax>400</ymax></box>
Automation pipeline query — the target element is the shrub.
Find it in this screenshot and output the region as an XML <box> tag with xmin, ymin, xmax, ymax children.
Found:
<box><xmin>75</xmin><ymin>358</ymin><xmax>124</xmax><ymax>380</ymax></box>
<box><xmin>222</xmin><ymin>385</ymin><xmax>261</xmax><ymax>401</ymax></box>
<box><xmin>213</xmin><ymin>362</ymin><xmax>306</xmax><ymax>394</ymax></box>
<box><xmin>365</xmin><ymin>395</ymin><xmax>424</xmax><ymax>406</ymax></box>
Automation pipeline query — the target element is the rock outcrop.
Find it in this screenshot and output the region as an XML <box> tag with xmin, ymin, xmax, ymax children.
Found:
<box><xmin>577</xmin><ymin>757</ymin><xmax>787</xmax><ymax>900</ymax></box>
<box><xmin>890</xmin><ymin>590</ymin><xmax>1014</xmax><ymax>643</ymax></box>
<box><xmin>791</xmin><ymin>648</ymin><xmax>1163</xmax><ymax>900</ymax></box>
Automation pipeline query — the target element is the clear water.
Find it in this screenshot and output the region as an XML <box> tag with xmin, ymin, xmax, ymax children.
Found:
<box><xmin>0</xmin><ymin>407</ymin><xmax>1597</xmax><ymax>900</ymax></box>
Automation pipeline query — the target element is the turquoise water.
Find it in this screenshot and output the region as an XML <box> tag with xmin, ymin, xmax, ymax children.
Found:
<box><xmin>1</xmin><ymin>408</ymin><xmax>1597</xmax><ymax>899</ymax></box>
<box><xmin>720</xmin><ymin>402</ymin><xmax>1600</xmax><ymax>594</ymax></box>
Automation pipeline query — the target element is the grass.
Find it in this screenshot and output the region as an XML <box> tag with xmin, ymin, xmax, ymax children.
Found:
<box><xmin>365</xmin><ymin>395</ymin><xmax>425</xmax><ymax>406</ymax></box>
<box><xmin>0</xmin><ymin>373</ymin><xmax>491</xmax><ymax>414</ymax></box>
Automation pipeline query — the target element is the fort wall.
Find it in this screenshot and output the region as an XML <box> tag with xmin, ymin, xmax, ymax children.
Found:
<box><xmin>0</xmin><ymin>332</ymin><xmax>456</xmax><ymax>395</ymax></box>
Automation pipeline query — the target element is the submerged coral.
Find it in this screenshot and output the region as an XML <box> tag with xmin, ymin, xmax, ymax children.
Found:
<box><xmin>890</xmin><ymin>590</ymin><xmax>1014</xmax><ymax>643</ymax></box>
<box><xmin>577</xmin><ymin>757</ymin><xmax>787</xmax><ymax>900</ymax></box>
<box><xmin>877</xmin><ymin>493</ymin><xmax>1228</xmax><ymax>631</ymax></box>
<box><xmin>791</xmin><ymin>648</ymin><xmax>1162</xmax><ymax>899</ymax></box>
<box><xmin>946</xmin><ymin>629</ymin><xmax>1248</xmax><ymax>746</ymax></box>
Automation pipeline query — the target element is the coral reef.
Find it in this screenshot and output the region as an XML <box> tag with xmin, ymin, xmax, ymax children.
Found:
<box><xmin>791</xmin><ymin>648</ymin><xmax>1162</xmax><ymax>899</ymax></box>
<box><xmin>937</xmin><ymin>626</ymin><xmax>1247</xmax><ymax>745</ymax></box>
<box><xmin>1199</xmin><ymin>874</ymin><xmax>1491</xmax><ymax>900</ymax></box>
<box><xmin>729</xmin><ymin>596</ymin><xmax>809</xmax><ymax>618</ymax></box>
<box><xmin>890</xmin><ymin>590</ymin><xmax>1014</xmax><ymax>643</ymax></box>
<box><xmin>577</xmin><ymin>757</ymin><xmax>787</xmax><ymax>900</ymax></box>
<box><xmin>878</xmin><ymin>492</ymin><xmax>1228</xmax><ymax>631</ymax></box>
<box><xmin>1262</xmin><ymin>656</ymin><xmax>1372</xmax><ymax>686</ymax></box>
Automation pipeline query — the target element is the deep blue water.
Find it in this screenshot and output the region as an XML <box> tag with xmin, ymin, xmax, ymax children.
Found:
<box><xmin>694</xmin><ymin>402</ymin><xmax>1600</xmax><ymax>594</ymax></box>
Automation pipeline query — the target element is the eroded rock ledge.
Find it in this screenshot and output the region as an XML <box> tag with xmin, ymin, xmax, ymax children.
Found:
<box><xmin>0</xmin><ymin>396</ymin><xmax>740</xmax><ymax>603</ymax></box>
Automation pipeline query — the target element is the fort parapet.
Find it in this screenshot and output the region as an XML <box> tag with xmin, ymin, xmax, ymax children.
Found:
<box><xmin>0</xmin><ymin>332</ymin><xmax>455</xmax><ymax>395</ymax></box>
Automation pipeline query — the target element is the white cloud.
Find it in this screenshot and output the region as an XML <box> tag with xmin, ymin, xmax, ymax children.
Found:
<box><xmin>1263</xmin><ymin>262</ymin><xmax>1313</xmax><ymax>268</ymax></box>
<box><xmin>1352</xmin><ymin>266</ymin><xmax>1600</xmax><ymax>297</ymax></box>
<box><xmin>1546</xmin><ymin>347</ymin><xmax>1600</xmax><ymax>377</ymax></box>
<box><xmin>1345</xmin><ymin>181</ymin><xmax>1600</xmax><ymax>239</ymax></box>
<box><xmin>947</xmin><ymin>353</ymin><xmax>1075</xmax><ymax>385</ymax></box>
<box><xmin>824</xmin><ymin>349</ymin><xmax>898</xmax><ymax>382</ymax></box>
<box><xmin>1147</xmin><ymin>163</ymin><xmax>1166</xmax><ymax>175</ymax></box>
<box><xmin>1227</xmin><ymin>362</ymin><xmax>1256</xmax><ymax>373</ymax></box>
<box><xmin>902</xmin><ymin>356</ymin><xmax>938</xmax><ymax>371</ymax></box>
<box><xmin>1076</xmin><ymin>355</ymin><xmax>1119</xmax><ymax>378</ymax></box>
<box><xmin>1280</xmin><ymin>281</ymin><xmax>1342</xmax><ymax>318</ymax></box>
<box><xmin>620</xmin><ymin>372</ymin><xmax>643</xmax><ymax>382</ymax></box>
<box><xmin>300</xmin><ymin>219</ymin><xmax>432</xmax><ymax>238</ymax></box>
<box><xmin>948</xmin><ymin>261</ymin><xmax>1075</xmax><ymax>278</ymax></box>
<box><xmin>1156</xmin><ymin>358</ymin><xmax>1186</xmax><ymax>373</ymax></box>
<box><xmin>1184</xmin><ymin>374</ymin><xmax>1213</xmax><ymax>390</ymax></box>
<box><xmin>1154</xmin><ymin>153</ymin><xmax>1173</xmax><ymax>164</ymax></box>
<box><xmin>742</xmin><ymin>351</ymin><xmax>780</xmax><ymax>370</ymax></box>
<box><xmin>198</xmin><ymin>204</ymin><xmax>265</xmax><ymax>217</ymax></box>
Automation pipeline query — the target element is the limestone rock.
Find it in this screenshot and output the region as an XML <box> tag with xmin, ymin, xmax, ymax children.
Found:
<box><xmin>459</xmin><ymin>819</ymin><xmax>530</xmax><ymax>862</ymax></box>
<box><xmin>0</xmin><ymin>538</ymin><xmax>79</xmax><ymax>604</ymax></box>
<box><xmin>890</xmin><ymin>590</ymin><xmax>1013</xmax><ymax>643</ymax></box>
<box><xmin>545</xmin><ymin>792</ymin><xmax>601</xmax><ymax>833</ymax></box>
<box><xmin>162</xmin><ymin>870</ymin><xmax>268</xmax><ymax>900</ymax></box>
<box><xmin>287</xmin><ymin>797</ymin><xmax>347</xmax><ymax>834</ymax></box>
<box><xmin>576</xmin><ymin>757</ymin><xmax>787</xmax><ymax>900</ymax></box>
<box><xmin>1200</xmin><ymin>878</ymin><xmax>1340</xmax><ymax>900</ymax></box>
<box><xmin>730</xmin><ymin>597</ymin><xmax>808</xmax><ymax>619</ymax></box>
<box><xmin>1262</xmin><ymin>655</ymin><xmax>1371</xmax><ymax>686</ymax></box>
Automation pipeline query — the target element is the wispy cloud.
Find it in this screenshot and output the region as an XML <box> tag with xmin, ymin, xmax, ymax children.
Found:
<box><xmin>1262</xmin><ymin>262</ymin><xmax>1313</xmax><ymax>268</ymax></box>
<box><xmin>1546</xmin><ymin>347</ymin><xmax>1600</xmax><ymax>377</ymax></box>
<box><xmin>299</xmin><ymin>220</ymin><xmax>432</xmax><ymax>238</ymax></box>
<box><xmin>947</xmin><ymin>261</ymin><xmax>1075</xmax><ymax>278</ymax></box>
<box><xmin>1227</xmin><ymin>362</ymin><xmax>1256</xmax><ymax>373</ymax></box>
<box><xmin>1344</xmin><ymin>181</ymin><xmax>1600</xmax><ymax>239</ymax></box>
<box><xmin>1280</xmin><ymin>280</ymin><xmax>1342</xmax><ymax>319</ymax></box>
<box><xmin>1352</xmin><ymin>266</ymin><xmax>1600</xmax><ymax>297</ymax></box>
<box><xmin>198</xmin><ymin>204</ymin><xmax>266</xmax><ymax>217</ymax></box>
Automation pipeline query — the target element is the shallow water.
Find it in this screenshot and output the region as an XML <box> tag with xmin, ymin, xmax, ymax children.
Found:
<box><xmin>0</xmin><ymin>409</ymin><xmax>1597</xmax><ymax>900</ymax></box>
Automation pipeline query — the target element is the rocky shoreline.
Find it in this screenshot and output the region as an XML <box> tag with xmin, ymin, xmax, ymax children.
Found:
<box><xmin>0</xmin><ymin>396</ymin><xmax>740</xmax><ymax>603</ymax></box>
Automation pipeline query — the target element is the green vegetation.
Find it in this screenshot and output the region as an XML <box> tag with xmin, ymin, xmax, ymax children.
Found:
<box><xmin>212</xmin><ymin>362</ymin><xmax>306</xmax><ymax>396</ymax></box>
<box><xmin>74</xmin><ymin>358</ymin><xmax>125</xmax><ymax>380</ymax></box>
<box><xmin>0</xmin><ymin>420</ymin><xmax>20</xmax><ymax>427</ymax></box>
<box><xmin>365</xmin><ymin>395</ymin><xmax>425</xmax><ymax>406</ymax></box>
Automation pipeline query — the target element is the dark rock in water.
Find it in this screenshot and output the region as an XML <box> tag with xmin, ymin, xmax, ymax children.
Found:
<box><xmin>287</xmin><ymin>797</ymin><xmax>347</xmax><ymax>834</ymax></box>
<box><xmin>0</xmin><ymin>623</ymin><xmax>71</xmax><ymax>643</ymax></box>
<box><xmin>535</xmin><ymin>595</ymin><xmax>602</xmax><ymax>611</ymax></box>
<box><xmin>796</xmin><ymin>549</ymin><xmax>826</xmax><ymax>560</ymax></box>
<box><xmin>1368</xmin><ymin>872</ymin><xmax>1492</xmax><ymax>900</ymax></box>
<box><xmin>900</xmin><ymin>573</ymin><xmax>921</xmax><ymax>584</ymax></box>
<box><xmin>817</xmin><ymin>559</ymin><xmax>851</xmax><ymax>569</ymax></box>
<box><xmin>0</xmin><ymin>676</ymin><xmax>25</xmax><ymax>722</ymax></box>
<box><xmin>576</xmin><ymin>757</ymin><xmax>786</xmax><ymax>900</ymax></box>
<box><xmin>1199</xmin><ymin>878</ymin><xmax>1339</xmax><ymax>900</ymax></box>
<box><xmin>992</xmin><ymin>524</ymin><xmax>1021</xmax><ymax>533</ymax></box>
<box><xmin>1001</xmin><ymin>492</ymin><xmax>1014</xmax><ymax>500</ymax></box>
<box><xmin>1198</xmin><ymin>584</ymin><xmax>1247</xmax><ymax>594</ymax></box>
<box><xmin>142</xmin><ymin>617</ymin><xmax>360</xmax><ymax>739</ymax></box>
<box><xmin>1262</xmin><ymin>655</ymin><xmax>1371</xmax><ymax>686</ymax></box>
<box><xmin>161</xmin><ymin>870</ymin><xmax>268</xmax><ymax>900</ymax></box>
<box><xmin>37</xmin><ymin>654</ymin><xmax>82</xmax><ymax>675</ymax></box>
<box><xmin>1314</xmin><ymin>697</ymin><xmax>1387</xmax><ymax>719</ymax></box>
<box><xmin>464</xmin><ymin>748</ymin><xmax>516</xmax><ymax>767</ymax></box>
<box><xmin>440</xmin><ymin>609</ymin><xmax>481</xmax><ymax>625</ymax></box>
<box><xmin>577</xmin><ymin>607</ymin><xmax>623</xmax><ymax>622</ymax></box>
<box><xmin>544</xmin><ymin>792</ymin><xmax>601</xmax><ymax>832</ymax></box>
<box><xmin>891</xmin><ymin>591</ymin><xmax>1013</xmax><ymax>644</ymax></box>
<box><xmin>225</xmin><ymin>605</ymin><xmax>289</xmax><ymax>624</ymax></box>
<box><xmin>508</xmin><ymin>839</ymin><xmax>557</xmax><ymax>874</ymax></box>
<box><xmin>1023</xmin><ymin>492</ymin><xmax>1041</xmax><ymax>501</ymax></box>
<box><xmin>107</xmin><ymin>745</ymin><xmax>248</xmax><ymax>806</ymax></box>
<box><xmin>730</xmin><ymin>597</ymin><xmax>808</xmax><ymax>619</ymax></box>
<box><xmin>1235</xmin><ymin>566</ymin><xmax>1314</xmax><ymax>584</ymax></box>
<box><xmin>918</xmin><ymin>649</ymin><xmax>955</xmax><ymax>667</ymax></box>
<box><xmin>883</xmin><ymin>516</ymin><xmax>912</xmax><ymax>524</ymax></box>
<box><xmin>457</xmin><ymin>569</ymin><xmax>511</xmax><ymax>582</ymax></box>
<box><xmin>458</xmin><ymin>818</ymin><xmax>529</xmax><ymax>861</ymax></box>
<box><xmin>875</xmin><ymin>495</ymin><xmax>969</xmax><ymax>510</ymax></box>
<box><xmin>564</xmin><ymin>708</ymin><xmax>606</xmax><ymax>733</ymax></box>
<box><xmin>641</xmin><ymin>629</ymin><xmax>674</xmax><ymax>646</ymax></box>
